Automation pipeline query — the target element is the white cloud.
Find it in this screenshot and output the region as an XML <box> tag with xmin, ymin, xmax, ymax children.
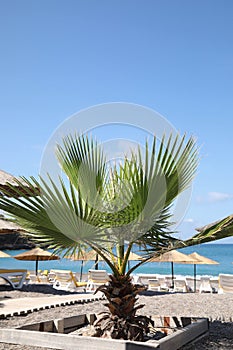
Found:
<box><xmin>196</xmin><ymin>192</ymin><xmax>233</xmax><ymax>203</ymax></box>
<box><xmin>208</xmin><ymin>192</ymin><xmax>233</xmax><ymax>202</ymax></box>
<box><xmin>183</xmin><ymin>218</ymin><xmax>194</xmax><ymax>223</ymax></box>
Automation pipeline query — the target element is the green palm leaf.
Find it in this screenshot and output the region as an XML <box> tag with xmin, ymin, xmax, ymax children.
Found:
<box><xmin>183</xmin><ymin>214</ymin><xmax>233</xmax><ymax>246</ymax></box>
<box><xmin>0</xmin><ymin>132</ymin><xmax>200</xmax><ymax>274</ymax></box>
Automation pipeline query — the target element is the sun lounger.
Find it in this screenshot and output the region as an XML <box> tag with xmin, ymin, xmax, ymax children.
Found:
<box><xmin>86</xmin><ymin>269</ymin><xmax>110</xmax><ymax>292</ymax></box>
<box><xmin>218</xmin><ymin>274</ymin><xmax>233</xmax><ymax>294</ymax></box>
<box><xmin>0</xmin><ymin>269</ymin><xmax>27</xmax><ymax>289</ymax></box>
<box><xmin>185</xmin><ymin>277</ymin><xmax>195</xmax><ymax>292</ymax></box>
<box><xmin>135</xmin><ymin>274</ymin><xmax>158</xmax><ymax>286</ymax></box>
<box><xmin>173</xmin><ymin>278</ymin><xmax>188</xmax><ymax>293</ymax></box>
<box><xmin>47</xmin><ymin>271</ymin><xmax>56</xmax><ymax>283</ymax></box>
<box><xmin>148</xmin><ymin>279</ymin><xmax>161</xmax><ymax>291</ymax></box>
<box><xmin>28</xmin><ymin>274</ymin><xmax>41</xmax><ymax>283</ymax></box>
<box><xmin>199</xmin><ymin>276</ymin><xmax>213</xmax><ymax>293</ymax></box>
<box><xmin>27</xmin><ymin>273</ymin><xmax>49</xmax><ymax>284</ymax></box>
<box><xmin>210</xmin><ymin>277</ymin><xmax>219</xmax><ymax>293</ymax></box>
<box><xmin>165</xmin><ymin>276</ymin><xmax>175</xmax><ymax>288</ymax></box>
<box><xmin>157</xmin><ymin>277</ymin><xmax>169</xmax><ymax>291</ymax></box>
<box><xmin>51</xmin><ymin>269</ymin><xmax>87</xmax><ymax>292</ymax></box>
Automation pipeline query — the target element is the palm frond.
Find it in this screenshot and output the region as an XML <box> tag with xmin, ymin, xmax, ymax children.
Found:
<box><xmin>0</xmin><ymin>132</ymin><xmax>201</xmax><ymax>275</ymax></box>
<box><xmin>183</xmin><ymin>214</ymin><xmax>233</xmax><ymax>246</ymax></box>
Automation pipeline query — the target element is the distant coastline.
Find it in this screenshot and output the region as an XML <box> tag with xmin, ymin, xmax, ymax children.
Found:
<box><xmin>0</xmin><ymin>232</ymin><xmax>35</xmax><ymax>250</ymax></box>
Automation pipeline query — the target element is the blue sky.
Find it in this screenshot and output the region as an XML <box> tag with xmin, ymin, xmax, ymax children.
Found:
<box><xmin>0</xmin><ymin>0</ymin><xmax>233</xmax><ymax>242</ymax></box>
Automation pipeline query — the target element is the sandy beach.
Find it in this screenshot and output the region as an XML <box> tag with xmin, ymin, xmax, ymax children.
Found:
<box><xmin>0</xmin><ymin>284</ymin><xmax>233</xmax><ymax>349</ymax></box>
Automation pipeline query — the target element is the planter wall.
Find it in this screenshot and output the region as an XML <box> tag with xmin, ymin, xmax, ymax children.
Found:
<box><xmin>0</xmin><ymin>314</ymin><xmax>209</xmax><ymax>350</ymax></box>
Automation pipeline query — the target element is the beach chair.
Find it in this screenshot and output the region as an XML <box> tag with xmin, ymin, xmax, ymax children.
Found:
<box><xmin>47</xmin><ymin>271</ymin><xmax>56</xmax><ymax>284</ymax></box>
<box><xmin>51</xmin><ymin>269</ymin><xmax>87</xmax><ymax>292</ymax></box>
<box><xmin>28</xmin><ymin>273</ymin><xmax>49</xmax><ymax>284</ymax></box>
<box><xmin>28</xmin><ymin>274</ymin><xmax>41</xmax><ymax>284</ymax></box>
<box><xmin>165</xmin><ymin>276</ymin><xmax>174</xmax><ymax>289</ymax></box>
<box><xmin>86</xmin><ymin>269</ymin><xmax>110</xmax><ymax>292</ymax></box>
<box><xmin>157</xmin><ymin>277</ymin><xmax>169</xmax><ymax>291</ymax></box>
<box><xmin>148</xmin><ymin>279</ymin><xmax>161</xmax><ymax>291</ymax></box>
<box><xmin>173</xmin><ymin>279</ymin><xmax>188</xmax><ymax>293</ymax></box>
<box><xmin>218</xmin><ymin>274</ymin><xmax>233</xmax><ymax>294</ymax></box>
<box><xmin>210</xmin><ymin>277</ymin><xmax>219</xmax><ymax>293</ymax></box>
<box><xmin>0</xmin><ymin>269</ymin><xmax>27</xmax><ymax>289</ymax></box>
<box><xmin>185</xmin><ymin>277</ymin><xmax>195</xmax><ymax>292</ymax></box>
<box><xmin>136</xmin><ymin>274</ymin><xmax>158</xmax><ymax>286</ymax></box>
<box><xmin>199</xmin><ymin>277</ymin><xmax>213</xmax><ymax>293</ymax></box>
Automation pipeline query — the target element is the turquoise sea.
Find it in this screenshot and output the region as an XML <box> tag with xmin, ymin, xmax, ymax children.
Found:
<box><xmin>1</xmin><ymin>244</ymin><xmax>233</xmax><ymax>277</ymax></box>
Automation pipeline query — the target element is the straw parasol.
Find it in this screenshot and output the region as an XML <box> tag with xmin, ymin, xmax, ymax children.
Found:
<box><xmin>14</xmin><ymin>247</ymin><xmax>60</xmax><ymax>275</ymax></box>
<box><xmin>65</xmin><ymin>250</ymin><xmax>101</xmax><ymax>280</ymax></box>
<box><xmin>126</xmin><ymin>252</ymin><xmax>142</xmax><ymax>270</ymax></box>
<box><xmin>150</xmin><ymin>250</ymin><xmax>195</xmax><ymax>287</ymax></box>
<box><xmin>0</xmin><ymin>218</ymin><xmax>25</xmax><ymax>234</ymax></box>
<box><xmin>66</xmin><ymin>250</ymin><xmax>142</xmax><ymax>280</ymax></box>
<box><xmin>66</xmin><ymin>250</ymin><xmax>102</xmax><ymax>262</ymax></box>
<box><xmin>0</xmin><ymin>169</ymin><xmax>38</xmax><ymax>197</ymax></box>
<box><xmin>127</xmin><ymin>252</ymin><xmax>141</xmax><ymax>261</ymax></box>
<box><xmin>187</xmin><ymin>252</ymin><xmax>219</xmax><ymax>292</ymax></box>
<box><xmin>0</xmin><ymin>250</ymin><xmax>11</xmax><ymax>258</ymax></box>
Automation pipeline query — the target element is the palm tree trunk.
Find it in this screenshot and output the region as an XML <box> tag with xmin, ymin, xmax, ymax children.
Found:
<box><xmin>94</xmin><ymin>274</ymin><xmax>153</xmax><ymax>341</ymax></box>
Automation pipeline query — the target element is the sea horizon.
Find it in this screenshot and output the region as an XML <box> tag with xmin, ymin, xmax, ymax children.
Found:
<box><xmin>2</xmin><ymin>243</ymin><xmax>233</xmax><ymax>277</ymax></box>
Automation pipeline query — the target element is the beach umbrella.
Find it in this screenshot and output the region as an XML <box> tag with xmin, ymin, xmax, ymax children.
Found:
<box><xmin>14</xmin><ymin>247</ymin><xmax>60</xmax><ymax>275</ymax></box>
<box><xmin>0</xmin><ymin>250</ymin><xmax>11</xmax><ymax>258</ymax></box>
<box><xmin>0</xmin><ymin>218</ymin><xmax>25</xmax><ymax>234</ymax></box>
<box><xmin>187</xmin><ymin>252</ymin><xmax>219</xmax><ymax>292</ymax></box>
<box><xmin>127</xmin><ymin>252</ymin><xmax>142</xmax><ymax>261</ymax></box>
<box><xmin>66</xmin><ymin>250</ymin><xmax>142</xmax><ymax>280</ymax></box>
<box><xmin>0</xmin><ymin>250</ymin><xmax>11</xmax><ymax>271</ymax></box>
<box><xmin>65</xmin><ymin>250</ymin><xmax>102</xmax><ymax>280</ymax></box>
<box><xmin>0</xmin><ymin>250</ymin><xmax>11</xmax><ymax>269</ymax></box>
<box><xmin>150</xmin><ymin>250</ymin><xmax>195</xmax><ymax>288</ymax></box>
<box><xmin>0</xmin><ymin>169</ymin><xmax>38</xmax><ymax>197</ymax></box>
<box><xmin>126</xmin><ymin>252</ymin><xmax>142</xmax><ymax>270</ymax></box>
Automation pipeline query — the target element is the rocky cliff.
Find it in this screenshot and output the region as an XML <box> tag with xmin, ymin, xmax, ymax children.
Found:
<box><xmin>0</xmin><ymin>232</ymin><xmax>36</xmax><ymax>250</ymax></box>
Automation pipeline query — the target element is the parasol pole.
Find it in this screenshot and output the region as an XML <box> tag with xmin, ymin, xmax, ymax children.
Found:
<box><xmin>36</xmin><ymin>257</ymin><xmax>39</xmax><ymax>275</ymax></box>
<box><xmin>194</xmin><ymin>264</ymin><xmax>197</xmax><ymax>292</ymax></box>
<box><xmin>95</xmin><ymin>254</ymin><xmax>99</xmax><ymax>270</ymax></box>
<box><xmin>171</xmin><ymin>261</ymin><xmax>174</xmax><ymax>288</ymax></box>
<box><xmin>80</xmin><ymin>260</ymin><xmax>83</xmax><ymax>281</ymax></box>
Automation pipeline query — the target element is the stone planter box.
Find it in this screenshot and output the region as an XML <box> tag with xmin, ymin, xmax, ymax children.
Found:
<box><xmin>0</xmin><ymin>313</ymin><xmax>209</xmax><ymax>350</ymax></box>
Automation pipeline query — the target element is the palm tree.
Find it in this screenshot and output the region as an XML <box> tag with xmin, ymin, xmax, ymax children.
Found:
<box><xmin>0</xmin><ymin>133</ymin><xmax>199</xmax><ymax>340</ymax></box>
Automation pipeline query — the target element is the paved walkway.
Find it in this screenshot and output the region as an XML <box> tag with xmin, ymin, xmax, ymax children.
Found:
<box><xmin>0</xmin><ymin>292</ymin><xmax>104</xmax><ymax>318</ymax></box>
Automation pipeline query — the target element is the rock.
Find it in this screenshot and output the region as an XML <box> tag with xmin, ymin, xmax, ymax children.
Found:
<box><xmin>0</xmin><ymin>232</ymin><xmax>36</xmax><ymax>250</ymax></box>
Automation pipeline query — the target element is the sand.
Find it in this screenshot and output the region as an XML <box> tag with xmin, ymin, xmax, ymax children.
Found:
<box><xmin>0</xmin><ymin>285</ymin><xmax>233</xmax><ymax>349</ymax></box>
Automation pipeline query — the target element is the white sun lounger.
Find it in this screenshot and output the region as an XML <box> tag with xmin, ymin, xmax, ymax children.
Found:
<box><xmin>0</xmin><ymin>269</ymin><xmax>27</xmax><ymax>289</ymax></box>
<box><xmin>86</xmin><ymin>269</ymin><xmax>110</xmax><ymax>292</ymax></box>
<box><xmin>218</xmin><ymin>274</ymin><xmax>233</xmax><ymax>294</ymax></box>
<box><xmin>51</xmin><ymin>269</ymin><xmax>87</xmax><ymax>292</ymax></box>
<box><xmin>199</xmin><ymin>276</ymin><xmax>213</xmax><ymax>293</ymax></box>
<box><xmin>173</xmin><ymin>278</ymin><xmax>188</xmax><ymax>293</ymax></box>
<box><xmin>148</xmin><ymin>279</ymin><xmax>161</xmax><ymax>291</ymax></box>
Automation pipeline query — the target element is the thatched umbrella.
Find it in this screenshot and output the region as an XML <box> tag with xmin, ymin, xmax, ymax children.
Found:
<box><xmin>0</xmin><ymin>218</ymin><xmax>25</xmax><ymax>234</ymax></box>
<box><xmin>187</xmin><ymin>252</ymin><xmax>219</xmax><ymax>292</ymax></box>
<box><xmin>14</xmin><ymin>247</ymin><xmax>60</xmax><ymax>275</ymax></box>
<box><xmin>127</xmin><ymin>252</ymin><xmax>141</xmax><ymax>261</ymax></box>
<box><xmin>0</xmin><ymin>250</ymin><xmax>11</xmax><ymax>258</ymax></box>
<box><xmin>150</xmin><ymin>250</ymin><xmax>195</xmax><ymax>288</ymax></box>
<box><xmin>65</xmin><ymin>250</ymin><xmax>101</xmax><ymax>280</ymax></box>
<box><xmin>0</xmin><ymin>169</ymin><xmax>38</xmax><ymax>197</ymax></box>
<box><xmin>125</xmin><ymin>252</ymin><xmax>142</xmax><ymax>270</ymax></box>
<box><xmin>66</xmin><ymin>250</ymin><xmax>142</xmax><ymax>280</ymax></box>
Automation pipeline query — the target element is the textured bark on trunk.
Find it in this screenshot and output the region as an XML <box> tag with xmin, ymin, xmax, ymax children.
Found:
<box><xmin>94</xmin><ymin>274</ymin><xmax>153</xmax><ymax>341</ymax></box>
